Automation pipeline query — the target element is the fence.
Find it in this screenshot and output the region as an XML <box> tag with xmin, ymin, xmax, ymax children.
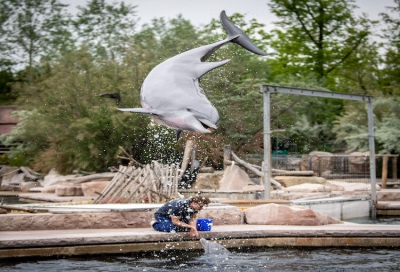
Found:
<box><xmin>94</xmin><ymin>161</ymin><xmax>181</xmax><ymax>204</ymax></box>
<box><xmin>247</xmin><ymin>153</ymin><xmax>399</xmax><ymax>187</ymax></box>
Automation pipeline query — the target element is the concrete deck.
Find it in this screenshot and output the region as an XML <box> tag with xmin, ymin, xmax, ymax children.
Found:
<box><xmin>1</xmin><ymin>223</ymin><xmax>400</xmax><ymax>259</ymax></box>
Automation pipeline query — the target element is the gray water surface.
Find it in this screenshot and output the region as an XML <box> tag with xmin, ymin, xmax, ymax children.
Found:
<box><xmin>1</xmin><ymin>247</ymin><xmax>399</xmax><ymax>271</ymax></box>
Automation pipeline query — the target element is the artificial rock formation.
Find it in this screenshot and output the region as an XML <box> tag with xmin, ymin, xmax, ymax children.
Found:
<box><xmin>244</xmin><ymin>203</ymin><xmax>342</xmax><ymax>226</ymax></box>
<box><xmin>274</xmin><ymin>176</ymin><xmax>326</xmax><ymax>187</ymax></box>
<box><xmin>219</xmin><ymin>164</ymin><xmax>255</xmax><ymax>191</ymax></box>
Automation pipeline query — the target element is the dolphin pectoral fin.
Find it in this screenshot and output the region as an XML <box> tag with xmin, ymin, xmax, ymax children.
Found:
<box><xmin>118</xmin><ymin>108</ymin><xmax>159</xmax><ymax>115</ymax></box>
<box><xmin>195</xmin><ymin>59</ymin><xmax>231</xmax><ymax>78</ymax></box>
<box><xmin>200</xmin><ymin>38</ymin><xmax>237</xmax><ymax>62</ymax></box>
<box><xmin>220</xmin><ymin>10</ymin><xmax>267</xmax><ymax>56</ymax></box>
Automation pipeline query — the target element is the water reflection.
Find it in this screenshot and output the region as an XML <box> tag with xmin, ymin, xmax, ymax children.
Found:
<box><xmin>1</xmin><ymin>247</ymin><xmax>400</xmax><ymax>271</ymax></box>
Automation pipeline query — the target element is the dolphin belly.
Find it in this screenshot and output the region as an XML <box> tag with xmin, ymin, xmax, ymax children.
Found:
<box><xmin>152</xmin><ymin>109</ymin><xmax>216</xmax><ymax>133</ymax></box>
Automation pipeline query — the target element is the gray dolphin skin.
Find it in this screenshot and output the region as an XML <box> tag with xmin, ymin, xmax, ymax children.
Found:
<box><xmin>118</xmin><ymin>10</ymin><xmax>267</xmax><ymax>140</ymax></box>
<box><xmin>200</xmin><ymin>238</ymin><xmax>231</xmax><ymax>255</ymax></box>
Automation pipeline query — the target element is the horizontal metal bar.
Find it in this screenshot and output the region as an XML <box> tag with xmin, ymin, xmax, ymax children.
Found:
<box><xmin>261</xmin><ymin>85</ymin><xmax>373</xmax><ymax>102</ymax></box>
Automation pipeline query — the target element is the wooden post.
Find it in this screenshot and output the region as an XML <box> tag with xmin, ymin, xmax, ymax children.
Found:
<box><xmin>223</xmin><ymin>145</ymin><xmax>231</xmax><ymax>169</ymax></box>
<box><xmin>180</xmin><ymin>140</ymin><xmax>194</xmax><ymax>175</ymax></box>
<box><xmin>393</xmin><ymin>156</ymin><xmax>398</xmax><ymax>183</ymax></box>
<box><xmin>382</xmin><ymin>155</ymin><xmax>388</xmax><ymax>189</ymax></box>
<box><xmin>190</xmin><ymin>139</ymin><xmax>197</xmax><ymax>173</ymax></box>
<box><xmin>318</xmin><ymin>156</ymin><xmax>322</xmax><ymax>177</ymax></box>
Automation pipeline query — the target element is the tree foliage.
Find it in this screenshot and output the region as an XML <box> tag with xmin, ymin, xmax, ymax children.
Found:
<box><xmin>1</xmin><ymin>0</ymin><xmax>400</xmax><ymax>174</ymax></box>
<box><xmin>268</xmin><ymin>0</ymin><xmax>375</xmax><ymax>81</ymax></box>
<box><xmin>0</xmin><ymin>0</ymin><xmax>71</xmax><ymax>70</ymax></box>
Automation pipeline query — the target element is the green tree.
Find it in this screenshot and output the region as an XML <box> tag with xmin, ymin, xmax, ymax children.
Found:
<box><xmin>2</xmin><ymin>48</ymin><xmax>152</xmax><ymax>173</ymax></box>
<box><xmin>1</xmin><ymin>0</ymin><xmax>71</xmax><ymax>71</ymax></box>
<box><xmin>379</xmin><ymin>0</ymin><xmax>400</xmax><ymax>95</ymax></box>
<box><xmin>0</xmin><ymin>68</ymin><xmax>16</xmax><ymax>104</ymax></box>
<box><xmin>268</xmin><ymin>0</ymin><xmax>375</xmax><ymax>82</ymax></box>
<box><xmin>72</xmin><ymin>0</ymin><xmax>138</xmax><ymax>60</ymax></box>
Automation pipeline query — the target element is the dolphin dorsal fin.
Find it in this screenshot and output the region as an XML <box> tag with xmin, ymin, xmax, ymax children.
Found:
<box><xmin>194</xmin><ymin>60</ymin><xmax>231</xmax><ymax>78</ymax></box>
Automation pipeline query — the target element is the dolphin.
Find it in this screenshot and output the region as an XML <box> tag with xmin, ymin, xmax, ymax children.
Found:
<box><xmin>118</xmin><ymin>10</ymin><xmax>267</xmax><ymax>140</ymax></box>
<box><xmin>200</xmin><ymin>238</ymin><xmax>231</xmax><ymax>255</ymax></box>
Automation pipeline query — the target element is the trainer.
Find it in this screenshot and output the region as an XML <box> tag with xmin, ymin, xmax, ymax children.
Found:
<box><xmin>152</xmin><ymin>195</ymin><xmax>211</xmax><ymax>238</ymax></box>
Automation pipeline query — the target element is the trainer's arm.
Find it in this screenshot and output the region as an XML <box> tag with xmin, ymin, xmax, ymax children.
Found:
<box><xmin>170</xmin><ymin>215</ymin><xmax>199</xmax><ymax>238</ymax></box>
<box><xmin>188</xmin><ymin>214</ymin><xmax>199</xmax><ymax>238</ymax></box>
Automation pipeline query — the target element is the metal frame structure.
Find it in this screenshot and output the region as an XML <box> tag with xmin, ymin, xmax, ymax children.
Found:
<box><xmin>260</xmin><ymin>85</ymin><xmax>377</xmax><ymax>218</ymax></box>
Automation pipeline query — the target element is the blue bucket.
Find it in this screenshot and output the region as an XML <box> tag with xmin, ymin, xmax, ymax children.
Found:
<box><xmin>196</xmin><ymin>218</ymin><xmax>213</xmax><ymax>231</ymax></box>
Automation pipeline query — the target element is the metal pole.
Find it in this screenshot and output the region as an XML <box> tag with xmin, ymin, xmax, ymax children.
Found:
<box><xmin>367</xmin><ymin>97</ymin><xmax>377</xmax><ymax>219</ymax></box>
<box><xmin>263</xmin><ymin>88</ymin><xmax>271</xmax><ymax>199</ymax></box>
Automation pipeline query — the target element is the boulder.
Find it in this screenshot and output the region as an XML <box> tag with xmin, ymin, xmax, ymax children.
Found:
<box><xmin>40</xmin><ymin>181</ymin><xmax>74</xmax><ymax>193</ymax></box>
<box><xmin>242</xmin><ymin>185</ymin><xmax>265</xmax><ymax>192</ymax></box>
<box><xmin>309</xmin><ymin>151</ymin><xmax>333</xmax><ymax>173</ymax></box>
<box><xmin>56</xmin><ymin>185</ymin><xmax>83</xmax><ymax>196</ymax></box>
<box><xmin>377</xmin><ymin>190</ymin><xmax>400</xmax><ymax>201</ymax></box>
<box><xmin>219</xmin><ymin>165</ymin><xmax>255</xmax><ymax>191</ymax></box>
<box><xmin>81</xmin><ymin>181</ymin><xmax>110</xmax><ymax>197</ymax></box>
<box><xmin>244</xmin><ymin>203</ymin><xmax>342</xmax><ymax>226</ymax></box>
<box><xmin>284</xmin><ymin>183</ymin><xmax>332</xmax><ymax>193</ymax></box>
<box><xmin>0</xmin><ymin>166</ymin><xmax>19</xmax><ymax>190</ymax></box>
<box><xmin>280</xmin><ymin>192</ymin><xmax>335</xmax><ymax>201</ymax></box>
<box><xmin>274</xmin><ymin>176</ymin><xmax>326</xmax><ymax>187</ymax></box>
<box><xmin>348</xmin><ymin>152</ymin><xmax>369</xmax><ymax>173</ymax></box>
<box><xmin>199</xmin><ymin>209</ymin><xmax>243</xmax><ymax>225</ymax></box>
<box><xmin>326</xmin><ymin>180</ymin><xmax>380</xmax><ymax>192</ymax></box>
<box><xmin>192</xmin><ymin>171</ymin><xmax>223</xmax><ymax>190</ymax></box>
<box><xmin>42</xmin><ymin>169</ymin><xmax>79</xmax><ymax>187</ymax></box>
<box><xmin>20</xmin><ymin>181</ymin><xmax>41</xmax><ymax>192</ymax></box>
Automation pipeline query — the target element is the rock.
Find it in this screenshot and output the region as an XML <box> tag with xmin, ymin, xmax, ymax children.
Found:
<box><xmin>244</xmin><ymin>203</ymin><xmax>342</xmax><ymax>226</ymax></box>
<box><xmin>242</xmin><ymin>185</ymin><xmax>265</xmax><ymax>192</ymax></box>
<box><xmin>284</xmin><ymin>183</ymin><xmax>332</xmax><ymax>193</ymax></box>
<box><xmin>274</xmin><ymin>176</ymin><xmax>326</xmax><ymax>187</ymax></box>
<box><xmin>41</xmin><ymin>181</ymin><xmax>73</xmax><ymax>193</ymax></box>
<box><xmin>0</xmin><ymin>209</ymin><xmax>244</xmax><ymax>231</ymax></box>
<box><xmin>42</xmin><ymin>169</ymin><xmax>79</xmax><ymax>187</ymax></box>
<box><xmin>348</xmin><ymin>152</ymin><xmax>369</xmax><ymax>173</ymax></box>
<box><xmin>309</xmin><ymin>151</ymin><xmax>333</xmax><ymax>173</ymax></box>
<box><xmin>81</xmin><ymin>181</ymin><xmax>110</xmax><ymax>197</ymax></box>
<box><xmin>20</xmin><ymin>181</ymin><xmax>41</xmax><ymax>192</ymax></box>
<box><xmin>219</xmin><ymin>165</ymin><xmax>255</xmax><ymax>191</ymax></box>
<box><xmin>199</xmin><ymin>167</ymin><xmax>215</xmax><ymax>173</ymax></box>
<box><xmin>280</xmin><ymin>192</ymin><xmax>335</xmax><ymax>200</ymax></box>
<box><xmin>56</xmin><ymin>185</ymin><xmax>83</xmax><ymax>196</ymax></box>
<box><xmin>199</xmin><ymin>209</ymin><xmax>243</xmax><ymax>225</ymax></box>
<box><xmin>9</xmin><ymin>173</ymin><xmax>25</xmax><ymax>185</ymax></box>
<box><xmin>0</xmin><ymin>166</ymin><xmax>19</xmax><ymax>190</ymax></box>
<box><xmin>377</xmin><ymin>190</ymin><xmax>400</xmax><ymax>201</ymax></box>
<box><xmin>326</xmin><ymin>180</ymin><xmax>380</xmax><ymax>192</ymax></box>
<box><xmin>191</xmin><ymin>171</ymin><xmax>223</xmax><ymax>190</ymax></box>
<box><xmin>29</xmin><ymin>187</ymin><xmax>45</xmax><ymax>192</ymax></box>
<box><xmin>0</xmin><ymin>212</ymin><xmax>154</xmax><ymax>231</ymax></box>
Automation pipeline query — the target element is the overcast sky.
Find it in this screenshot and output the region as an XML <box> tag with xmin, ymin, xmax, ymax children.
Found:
<box><xmin>62</xmin><ymin>0</ymin><xmax>395</xmax><ymax>32</ymax></box>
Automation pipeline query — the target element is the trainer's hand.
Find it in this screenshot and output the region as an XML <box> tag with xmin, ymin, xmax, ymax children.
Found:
<box><xmin>189</xmin><ymin>227</ymin><xmax>199</xmax><ymax>238</ymax></box>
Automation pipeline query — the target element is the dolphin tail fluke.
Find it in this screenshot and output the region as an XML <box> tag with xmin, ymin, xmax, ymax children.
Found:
<box><xmin>220</xmin><ymin>10</ymin><xmax>267</xmax><ymax>56</ymax></box>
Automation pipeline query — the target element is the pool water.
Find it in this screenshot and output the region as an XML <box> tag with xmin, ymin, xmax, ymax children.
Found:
<box><xmin>1</xmin><ymin>247</ymin><xmax>399</xmax><ymax>271</ymax></box>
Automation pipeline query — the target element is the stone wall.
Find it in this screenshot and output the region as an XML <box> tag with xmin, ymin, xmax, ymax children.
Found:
<box><xmin>0</xmin><ymin>209</ymin><xmax>244</xmax><ymax>231</ymax></box>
